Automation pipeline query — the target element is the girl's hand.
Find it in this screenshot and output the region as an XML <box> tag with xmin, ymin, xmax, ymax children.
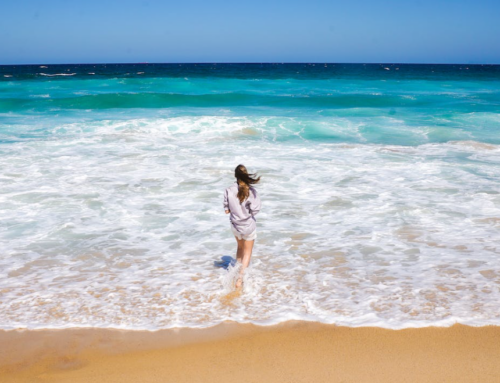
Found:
<box><xmin>225</xmin><ymin>210</ymin><xmax>230</xmax><ymax>214</ymax></box>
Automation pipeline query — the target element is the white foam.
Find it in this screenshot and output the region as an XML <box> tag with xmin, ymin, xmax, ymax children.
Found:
<box><xmin>0</xmin><ymin>116</ymin><xmax>499</xmax><ymax>330</ymax></box>
<box><xmin>39</xmin><ymin>73</ymin><xmax>76</xmax><ymax>77</ymax></box>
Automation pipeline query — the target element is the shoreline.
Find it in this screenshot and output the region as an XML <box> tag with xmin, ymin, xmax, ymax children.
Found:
<box><xmin>2</xmin><ymin>322</ymin><xmax>500</xmax><ymax>382</ymax></box>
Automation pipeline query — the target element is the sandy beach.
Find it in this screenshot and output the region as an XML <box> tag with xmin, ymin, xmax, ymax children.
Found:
<box><xmin>1</xmin><ymin>322</ymin><xmax>500</xmax><ymax>383</ymax></box>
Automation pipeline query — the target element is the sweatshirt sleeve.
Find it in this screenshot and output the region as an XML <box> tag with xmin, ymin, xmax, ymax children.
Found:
<box><xmin>223</xmin><ymin>188</ymin><xmax>229</xmax><ymax>210</ymax></box>
<box><xmin>248</xmin><ymin>188</ymin><xmax>261</xmax><ymax>216</ymax></box>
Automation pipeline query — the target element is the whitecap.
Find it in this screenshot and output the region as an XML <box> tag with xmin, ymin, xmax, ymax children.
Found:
<box><xmin>39</xmin><ymin>73</ymin><xmax>76</xmax><ymax>77</ymax></box>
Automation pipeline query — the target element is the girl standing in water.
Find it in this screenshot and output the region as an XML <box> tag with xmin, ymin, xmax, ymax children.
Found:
<box><xmin>223</xmin><ymin>165</ymin><xmax>261</xmax><ymax>289</ymax></box>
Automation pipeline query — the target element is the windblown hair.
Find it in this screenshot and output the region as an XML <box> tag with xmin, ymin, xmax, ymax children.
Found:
<box><xmin>235</xmin><ymin>164</ymin><xmax>260</xmax><ymax>203</ymax></box>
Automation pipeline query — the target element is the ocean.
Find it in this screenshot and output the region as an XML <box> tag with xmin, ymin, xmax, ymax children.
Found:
<box><xmin>0</xmin><ymin>63</ymin><xmax>499</xmax><ymax>330</ymax></box>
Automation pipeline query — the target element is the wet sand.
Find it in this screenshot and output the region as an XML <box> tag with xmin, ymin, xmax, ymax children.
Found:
<box><xmin>1</xmin><ymin>322</ymin><xmax>500</xmax><ymax>383</ymax></box>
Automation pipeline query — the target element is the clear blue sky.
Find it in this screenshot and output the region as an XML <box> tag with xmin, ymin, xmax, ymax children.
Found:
<box><xmin>1</xmin><ymin>0</ymin><xmax>499</xmax><ymax>65</ymax></box>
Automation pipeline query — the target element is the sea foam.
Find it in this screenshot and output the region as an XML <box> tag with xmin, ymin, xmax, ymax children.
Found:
<box><xmin>0</xmin><ymin>116</ymin><xmax>499</xmax><ymax>330</ymax></box>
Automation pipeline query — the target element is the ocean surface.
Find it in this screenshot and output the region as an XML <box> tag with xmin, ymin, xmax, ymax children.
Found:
<box><xmin>1</xmin><ymin>63</ymin><xmax>500</xmax><ymax>330</ymax></box>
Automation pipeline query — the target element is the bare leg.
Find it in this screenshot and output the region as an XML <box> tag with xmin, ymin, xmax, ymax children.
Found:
<box><xmin>235</xmin><ymin>239</ymin><xmax>254</xmax><ymax>289</ymax></box>
<box><xmin>235</xmin><ymin>237</ymin><xmax>244</xmax><ymax>262</ymax></box>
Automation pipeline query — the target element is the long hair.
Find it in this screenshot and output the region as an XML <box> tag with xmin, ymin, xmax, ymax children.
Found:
<box><xmin>235</xmin><ymin>164</ymin><xmax>260</xmax><ymax>203</ymax></box>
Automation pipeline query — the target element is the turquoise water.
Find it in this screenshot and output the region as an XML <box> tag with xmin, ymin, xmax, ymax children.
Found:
<box><xmin>1</xmin><ymin>64</ymin><xmax>500</xmax><ymax>329</ymax></box>
<box><xmin>2</xmin><ymin>63</ymin><xmax>500</xmax><ymax>146</ymax></box>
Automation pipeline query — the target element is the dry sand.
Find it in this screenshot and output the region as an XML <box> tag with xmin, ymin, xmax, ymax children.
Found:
<box><xmin>1</xmin><ymin>322</ymin><xmax>500</xmax><ymax>383</ymax></box>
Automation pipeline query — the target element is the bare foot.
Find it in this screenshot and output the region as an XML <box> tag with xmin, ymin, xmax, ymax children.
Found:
<box><xmin>235</xmin><ymin>276</ymin><xmax>243</xmax><ymax>289</ymax></box>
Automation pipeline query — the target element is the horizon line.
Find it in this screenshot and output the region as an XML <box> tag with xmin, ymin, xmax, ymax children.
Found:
<box><xmin>1</xmin><ymin>61</ymin><xmax>499</xmax><ymax>67</ymax></box>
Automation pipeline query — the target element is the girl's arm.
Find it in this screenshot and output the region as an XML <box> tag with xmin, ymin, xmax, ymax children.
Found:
<box><xmin>223</xmin><ymin>188</ymin><xmax>230</xmax><ymax>214</ymax></box>
<box><xmin>248</xmin><ymin>188</ymin><xmax>261</xmax><ymax>216</ymax></box>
